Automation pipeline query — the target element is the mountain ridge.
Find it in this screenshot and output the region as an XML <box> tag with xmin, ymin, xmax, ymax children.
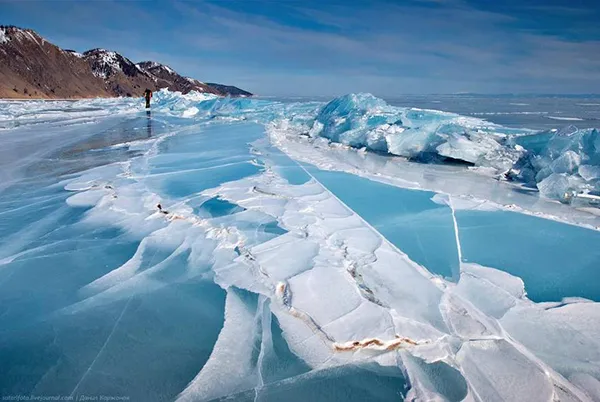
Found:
<box><xmin>0</xmin><ymin>25</ymin><xmax>252</xmax><ymax>99</ymax></box>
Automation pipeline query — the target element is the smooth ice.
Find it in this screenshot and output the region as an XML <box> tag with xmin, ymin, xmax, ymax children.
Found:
<box><xmin>1</xmin><ymin>91</ymin><xmax>600</xmax><ymax>402</ymax></box>
<box><xmin>457</xmin><ymin>210</ymin><xmax>600</xmax><ymax>302</ymax></box>
<box><xmin>302</xmin><ymin>168</ymin><xmax>460</xmax><ymax>279</ymax></box>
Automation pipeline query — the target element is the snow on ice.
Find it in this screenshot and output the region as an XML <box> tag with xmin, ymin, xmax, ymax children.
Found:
<box><xmin>0</xmin><ymin>90</ymin><xmax>599</xmax><ymax>401</ymax></box>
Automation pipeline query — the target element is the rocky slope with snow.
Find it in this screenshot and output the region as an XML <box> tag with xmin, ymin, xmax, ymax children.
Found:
<box><xmin>0</xmin><ymin>25</ymin><xmax>252</xmax><ymax>99</ymax></box>
<box><xmin>136</xmin><ymin>61</ymin><xmax>223</xmax><ymax>96</ymax></box>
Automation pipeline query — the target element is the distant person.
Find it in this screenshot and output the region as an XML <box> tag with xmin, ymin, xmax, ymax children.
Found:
<box><xmin>143</xmin><ymin>88</ymin><xmax>153</xmax><ymax>109</ymax></box>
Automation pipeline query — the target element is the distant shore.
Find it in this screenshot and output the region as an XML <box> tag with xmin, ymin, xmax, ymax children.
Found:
<box><xmin>0</xmin><ymin>93</ymin><xmax>250</xmax><ymax>101</ymax></box>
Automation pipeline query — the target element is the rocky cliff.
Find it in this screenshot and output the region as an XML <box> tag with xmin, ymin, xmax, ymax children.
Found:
<box><xmin>0</xmin><ymin>26</ymin><xmax>252</xmax><ymax>99</ymax></box>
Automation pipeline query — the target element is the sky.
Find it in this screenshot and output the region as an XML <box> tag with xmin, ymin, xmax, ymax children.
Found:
<box><xmin>2</xmin><ymin>0</ymin><xmax>600</xmax><ymax>96</ymax></box>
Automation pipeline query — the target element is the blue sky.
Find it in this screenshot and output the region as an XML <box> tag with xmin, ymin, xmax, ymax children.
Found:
<box><xmin>2</xmin><ymin>0</ymin><xmax>600</xmax><ymax>96</ymax></box>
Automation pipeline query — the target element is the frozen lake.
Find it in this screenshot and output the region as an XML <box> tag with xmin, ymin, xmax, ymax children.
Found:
<box><xmin>1</xmin><ymin>92</ymin><xmax>599</xmax><ymax>401</ymax></box>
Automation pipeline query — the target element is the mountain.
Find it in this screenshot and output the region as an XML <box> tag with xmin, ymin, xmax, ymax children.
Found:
<box><xmin>136</xmin><ymin>61</ymin><xmax>222</xmax><ymax>95</ymax></box>
<box><xmin>0</xmin><ymin>27</ymin><xmax>111</xmax><ymax>98</ymax></box>
<box><xmin>205</xmin><ymin>83</ymin><xmax>252</xmax><ymax>97</ymax></box>
<box><xmin>0</xmin><ymin>25</ymin><xmax>252</xmax><ymax>99</ymax></box>
<box><xmin>81</xmin><ymin>48</ymin><xmax>167</xmax><ymax>98</ymax></box>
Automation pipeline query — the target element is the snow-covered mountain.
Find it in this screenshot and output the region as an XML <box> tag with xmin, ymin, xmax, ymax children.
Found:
<box><xmin>136</xmin><ymin>61</ymin><xmax>223</xmax><ymax>95</ymax></box>
<box><xmin>0</xmin><ymin>25</ymin><xmax>252</xmax><ymax>99</ymax></box>
<box><xmin>84</xmin><ymin>48</ymin><xmax>143</xmax><ymax>79</ymax></box>
<box><xmin>0</xmin><ymin>26</ymin><xmax>110</xmax><ymax>98</ymax></box>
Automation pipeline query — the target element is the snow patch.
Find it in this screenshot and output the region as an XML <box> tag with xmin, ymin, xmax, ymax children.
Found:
<box><xmin>546</xmin><ymin>116</ymin><xmax>585</xmax><ymax>121</ymax></box>
<box><xmin>65</xmin><ymin>50</ymin><xmax>83</xmax><ymax>58</ymax></box>
<box><xmin>0</xmin><ymin>28</ymin><xmax>10</xmax><ymax>44</ymax></box>
<box><xmin>87</xmin><ymin>49</ymin><xmax>124</xmax><ymax>78</ymax></box>
<box><xmin>185</xmin><ymin>77</ymin><xmax>205</xmax><ymax>87</ymax></box>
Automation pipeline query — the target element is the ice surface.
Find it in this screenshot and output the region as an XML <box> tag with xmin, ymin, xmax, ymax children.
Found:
<box><xmin>308</xmin><ymin>94</ymin><xmax>522</xmax><ymax>171</ymax></box>
<box><xmin>177</xmin><ymin>289</ymin><xmax>261</xmax><ymax>401</ymax></box>
<box><xmin>1</xmin><ymin>91</ymin><xmax>599</xmax><ymax>401</ymax></box>
<box><xmin>456</xmin><ymin>210</ymin><xmax>600</xmax><ymax>302</ymax></box>
<box><xmin>302</xmin><ymin>168</ymin><xmax>460</xmax><ymax>279</ymax></box>
<box><xmin>548</xmin><ymin>116</ymin><xmax>586</xmax><ymax>121</ymax></box>
<box><xmin>456</xmin><ymin>339</ymin><xmax>555</xmax><ymax>402</ymax></box>
<box><xmin>511</xmin><ymin>127</ymin><xmax>600</xmax><ymax>200</ymax></box>
<box><xmin>268</xmin><ymin>120</ymin><xmax>600</xmax><ymax>230</ymax></box>
<box><xmin>270</xmin><ymin>94</ymin><xmax>599</xmax><ymax>203</ymax></box>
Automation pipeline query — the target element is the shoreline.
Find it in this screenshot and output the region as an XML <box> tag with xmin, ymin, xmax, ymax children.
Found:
<box><xmin>0</xmin><ymin>94</ymin><xmax>251</xmax><ymax>101</ymax></box>
<box><xmin>0</xmin><ymin>94</ymin><xmax>144</xmax><ymax>101</ymax></box>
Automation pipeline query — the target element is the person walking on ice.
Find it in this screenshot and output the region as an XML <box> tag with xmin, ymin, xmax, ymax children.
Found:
<box><xmin>143</xmin><ymin>88</ymin><xmax>153</xmax><ymax>109</ymax></box>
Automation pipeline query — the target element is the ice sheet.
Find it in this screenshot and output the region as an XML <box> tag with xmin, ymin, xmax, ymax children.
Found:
<box><xmin>1</xmin><ymin>91</ymin><xmax>599</xmax><ymax>401</ymax></box>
